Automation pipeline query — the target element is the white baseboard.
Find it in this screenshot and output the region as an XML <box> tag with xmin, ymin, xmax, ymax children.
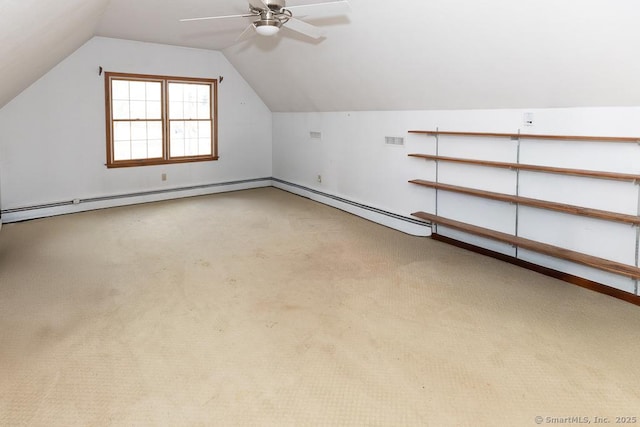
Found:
<box><xmin>1</xmin><ymin>178</ymin><xmax>272</xmax><ymax>223</ymax></box>
<box><xmin>272</xmin><ymin>179</ymin><xmax>430</xmax><ymax>237</ymax></box>
<box><xmin>1</xmin><ymin>178</ymin><xmax>431</xmax><ymax>238</ymax></box>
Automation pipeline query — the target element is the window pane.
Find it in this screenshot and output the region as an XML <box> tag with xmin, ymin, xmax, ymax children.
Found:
<box><xmin>131</xmin><ymin>140</ymin><xmax>148</xmax><ymax>159</ymax></box>
<box><xmin>197</xmin><ymin>101</ymin><xmax>210</xmax><ymax>119</ymax></box>
<box><xmin>148</xmin><ymin>122</ymin><xmax>162</xmax><ymax>140</ymax></box>
<box><xmin>198</xmin><ymin>121</ymin><xmax>211</xmax><ymax>138</ymax></box>
<box><xmin>169</xmin><ymin>83</ymin><xmax>212</xmax><ymax>120</ymax></box>
<box><xmin>197</xmin><ymin>86</ymin><xmax>210</xmax><ymax>119</ymax></box>
<box><xmin>113</xmin><ymin>100</ymin><xmax>130</xmax><ymax>120</ymax></box>
<box><xmin>199</xmin><ymin>138</ymin><xmax>212</xmax><ymax>155</ymax></box>
<box><xmin>169</xmin><ymin>101</ymin><xmax>183</xmax><ymax>119</ymax></box>
<box><xmin>169</xmin><ymin>84</ymin><xmax>183</xmax><ymax>102</ymax></box>
<box><xmin>129</xmin><ymin>81</ymin><xmax>146</xmax><ymax>101</ymax></box>
<box><xmin>185</xmin><ymin>139</ymin><xmax>199</xmax><ymax>156</ymax></box>
<box><xmin>131</xmin><ymin>122</ymin><xmax>147</xmax><ymax>141</ymax></box>
<box><xmin>170</xmin><ymin>139</ymin><xmax>185</xmax><ymax>157</ymax></box>
<box><xmin>113</xmin><ymin>122</ymin><xmax>130</xmax><ymax>141</ymax></box>
<box><xmin>146</xmin><ymin>82</ymin><xmax>161</xmax><ymax>101</ymax></box>
<box><xmin>170</xmin><ymin>121</ymin><xmax>184</xmax><ymax>139</ymax></box>
<box><xmin>184</xmin><ymin>84</ymin><xmax>198</xmax><ymax>103</ymax></box>
<box><xmin>148</xmin><ymin>140</ymin><xmax>163</xmax><ymax>158</ymax></box>
<box><xmin>130</xmin><ymin>101</ymin><xmax>146</xmax><ymax>120</ymax></box>
<box><xmin>170</xmin><ymin>121</ymin><xmax>185</xmax><ymax>157</ymax></box>
<box><xmin>197</xmin><ymin>85</ymin><xmax>210</xmax><ymax>104</ymax></box>
<box><xmin>184</xmin><ymin>102</ymin><xmax>197</xmax><ymax>119</ymax></box>
<box><xmin>114</xmin><ymin>140</ymin><xmax>131</xmax><ymax>161</ymax></box>
<box><xmin>185</xmin><ymin>121</ymin><xmax>198</xmax><ymax>139</ymax></box>
<box><xmin>112</xmin><ymin>80</ymin><xmax>129</xmax><ymax>100</ymax></box>
<box><xmin>146</xmin><ymin>101</ymin><xmax>161</xmax><ymax>119</ymax></box>
<box><xmin>168</xmin><ymin>120</ymin><xmax>212</xmax><ymax>157</ymax></box>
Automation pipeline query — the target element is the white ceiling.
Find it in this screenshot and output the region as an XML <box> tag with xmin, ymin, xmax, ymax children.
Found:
<box><xmin>0</xmin><ymin>0</ymin><xmax>109</xmax><ymax>109</ymax></box>
<box><xmin>2</xmin><ymin>0</ymin><xmax>640</xmax><ymax>111</ymax></box>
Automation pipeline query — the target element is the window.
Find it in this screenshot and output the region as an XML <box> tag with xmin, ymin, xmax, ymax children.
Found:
<box><xmin>105</xmin><ymin>72</ymin><xmax>218</xmax><ymax>168</ymax></box>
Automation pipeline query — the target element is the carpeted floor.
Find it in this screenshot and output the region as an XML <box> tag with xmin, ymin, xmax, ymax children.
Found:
<box><xmin>0</xmin><ymin>187</ymin><xmax>639</xmax><ymax>426</ymax></box>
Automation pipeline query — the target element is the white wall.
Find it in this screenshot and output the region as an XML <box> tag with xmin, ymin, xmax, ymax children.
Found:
<box><xmin>273</xmin><ymin>107</ymin><xmax>640</xmax><ymax>294</ymax></box>
<box><xmin>0</xmin><ymin>37</ymin><xmax>272</xmax><ymax>220</ymax></box>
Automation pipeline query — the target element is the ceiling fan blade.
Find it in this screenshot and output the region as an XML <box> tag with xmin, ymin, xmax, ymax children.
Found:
<box><xmin>180</xmin><ymin>13</ymin><xmax>255</xmax><ymax>22</ymax></box>
<box><xmin>284</xmin><ymin>17</ymin><xmax>326</xmax><ymax>39</ymax></box>
<box><xmin>236</xmin><ymin>23</ymin><xmax>257</xmax><ymax>42</ymax></box>
<box><xmin>287</xmin><ymin>0</ymin><xmax>351</xmax><ymax>18</ymax></box>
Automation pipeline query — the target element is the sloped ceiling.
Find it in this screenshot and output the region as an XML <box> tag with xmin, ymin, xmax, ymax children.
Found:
<box><xmin>223</xmin><ymin>0</ymin><xmax>640</xmax><ymax>111</ymax></box>
<box><xmin>2</xmin><ymin>0</ymin><xmax>640</xmax><ymax>111</ymax></box>
<box><xmin>0</xmin><ymin>0</ymin><xmax>110</xmax><ymax>109</ymax></box>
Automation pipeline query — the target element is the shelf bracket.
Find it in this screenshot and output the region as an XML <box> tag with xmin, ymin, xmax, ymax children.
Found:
<box><xmin>514</xmin><ymin>129</ymin><xmax>522</xmax><ymax>258</ymax></box>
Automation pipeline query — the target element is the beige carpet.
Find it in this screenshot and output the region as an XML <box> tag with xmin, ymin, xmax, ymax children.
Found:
<box><xmin>0</xmin><ymin>187</ymin><xmax>639</xmax><ymax>426</ymax></box>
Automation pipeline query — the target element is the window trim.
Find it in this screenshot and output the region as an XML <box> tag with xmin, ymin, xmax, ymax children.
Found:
<box><xmin>105</xmin><ymin>72</ymin><xmax>218</xmax><ymax>168</ymax></box>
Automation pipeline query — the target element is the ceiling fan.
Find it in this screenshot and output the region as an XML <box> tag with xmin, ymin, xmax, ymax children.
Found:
<box><xmin>181</xmin><ymin>0</ymin><xmax>350</xmax><ymax>41</ymax></box>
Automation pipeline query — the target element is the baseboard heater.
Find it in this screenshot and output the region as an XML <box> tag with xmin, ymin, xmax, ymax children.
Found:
<box><xmin>272</xmin><ymin>178</ymin><xmax>428</xmax><ymax>227</ymax></box>
<box><xmin>1</xmin><ymin>177</ymin><xmax>427</xmax><ymax>235</ymax></box>
<box><xmin>1</xmin><ymin>177</ymin><xmax>271</xmax><ymax>216</ymax></box>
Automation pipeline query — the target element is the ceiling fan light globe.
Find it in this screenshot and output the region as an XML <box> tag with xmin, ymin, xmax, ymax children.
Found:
<box><xmin>254</xmin><ymin>20</ymin><xmax>281</xmax><ymax>36</ymax></box>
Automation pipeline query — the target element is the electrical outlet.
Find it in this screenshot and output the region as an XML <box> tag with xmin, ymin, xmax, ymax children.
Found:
<box><xmin>317</xmin><ymin>175</ymin><xmax>322</xmax><ymax>183</ymax></box>
<box><xmin>523</xmin><ymin>112</ymin><xmax>534</xmax><ymax>127</ymax></box>
<box><xmin>162</xmin><ymin>173</ymin><xmax>167</xmax><ymax>181</ymax></box>
<box><xmin>72</xmin><ymin>198</ymin><xmax>80</xmax><ymax>205</ymax></box>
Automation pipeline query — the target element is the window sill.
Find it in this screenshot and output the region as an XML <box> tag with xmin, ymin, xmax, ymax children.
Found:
<box><xmin>106</xmin><ymin>156</ymin><xmax>219</xmax><ymax>168</ymax></box>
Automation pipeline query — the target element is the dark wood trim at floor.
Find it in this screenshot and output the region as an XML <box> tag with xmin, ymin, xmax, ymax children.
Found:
<box><xmin>431</xmin><ymin>233</ymin><xmax>640</xmax><ymax>307</ymax></box>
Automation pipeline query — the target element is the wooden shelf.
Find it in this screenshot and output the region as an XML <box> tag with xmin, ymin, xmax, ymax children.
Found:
<box><xmin>408</xmin><ymin>128</ymin><xmax>640</xmax><ymax>293</ymax></box>
<box><xmin>408</xmin><ymin>153</ymin><xmax>640</xmax><ymax>182</ymax></box>
<box><xmin>412</xmin><ymin>211</ymin><xmax>640</xmax><ymax>279</ymax></box>
<box><xmin>408</xmin><ymin>130</ymin><xmax>640</xmax><ymax>143</ymax></box>
<box><xmin>409</xmin><ymin>179</ymin><xmax>640</xmax><ymax>225</ymax></box>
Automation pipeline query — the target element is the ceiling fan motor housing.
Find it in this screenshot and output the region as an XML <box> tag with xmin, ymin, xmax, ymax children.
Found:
<box><xmin>262</xmin><ymin>0</ymin><xmax>286</xmax><ymax>10</ymax></box>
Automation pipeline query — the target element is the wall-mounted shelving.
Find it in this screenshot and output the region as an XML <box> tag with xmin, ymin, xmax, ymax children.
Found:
<box><xmin>408</xmin><ymin>129</ymin><xmax>640</xmax><ymax>297</ymax></box>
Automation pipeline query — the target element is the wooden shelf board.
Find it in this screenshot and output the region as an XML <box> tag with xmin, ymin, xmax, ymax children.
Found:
<box><xmin>408</xmin><ymin>130</ymin><xmax>640</xmax><ymax>143</ymax></box>
<box><xmin>408</xmin><ymin>153</ymin><xmax>640</xmax><ymax>182</ymax></box>
<box><xmin>409</xmin><ymin>179</ymin><xmax>640</xmax><ymax>225</ymax></box>
<box><xmin>412</xmin><ymin>212</ymin><xmax>640</xmax><ymax>279</ymax></box>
